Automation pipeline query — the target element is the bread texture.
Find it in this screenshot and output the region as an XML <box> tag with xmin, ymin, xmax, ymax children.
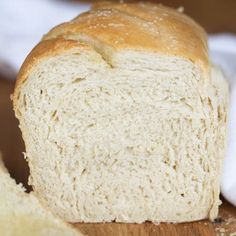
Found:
<box><xmin>0</xmin><ymin>154</ymin><xmax>82</xmax><ymax>235</ymax></box>
<box><xmin>13</xmin><ymin>2</ymin><xmax>228</xmax><ymax>223</ymax></box>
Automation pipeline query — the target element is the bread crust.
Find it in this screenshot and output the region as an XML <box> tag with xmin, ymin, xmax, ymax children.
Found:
<box><xmin>13</xmin><ymin>2</ymin><xmax>209</xmax><ymax>110</ymax></box>
<box><xmin>46</xmin><ymin>2</ymin><xmax>208</xmax><ymax>68</ymax></box>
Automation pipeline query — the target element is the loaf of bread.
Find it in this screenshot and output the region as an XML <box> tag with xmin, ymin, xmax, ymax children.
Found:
<box><xmin>13</xmin><ymin>2</ymin><xmax>228</xmax><ymax>223</ymax></box>
<box><xmin>0</xmin><ymin>154</ymin><xmax>82</xmax><ymax>235</ymax></box>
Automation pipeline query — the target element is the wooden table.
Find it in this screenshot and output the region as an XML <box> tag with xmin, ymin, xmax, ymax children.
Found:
<box><xmin>1</xmin><ymin>78</ymin><xmax>236</xmax><ymax>235</ymax></box>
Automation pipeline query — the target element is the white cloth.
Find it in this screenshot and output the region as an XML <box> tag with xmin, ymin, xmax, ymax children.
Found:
<box><xmin>209</xmin><ymin>34</ymin><xmax>236</xmax><ymax>84</ymax></box>
<box><xmin>0</xmin><ymin>0</ymin><xmax>90</xmax><ymax>71</ymax></box>
<box><xmin>1</xmin><ymin>0</ymin><xmax>236</xmax><ymax>207</ymax></box>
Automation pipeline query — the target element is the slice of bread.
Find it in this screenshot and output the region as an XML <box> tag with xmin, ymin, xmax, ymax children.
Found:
<box><xmin>13</xmin><ymin>2</ymin><xmax>228</xmax><ymax>223</ymax></box>
<box><xmin>0</xmin><ymin>154</ymin><xmax>82</xmax><ymax>236</ymax></box>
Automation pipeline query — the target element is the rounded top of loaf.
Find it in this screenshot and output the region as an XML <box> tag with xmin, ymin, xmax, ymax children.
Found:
<box><xmin>13</xmin><ymin>1</ymin><xmax>209</xmax><ymax>105</ymax></box>
<box><xmin>44</xmin><ymin>1</ymin><xmax>208</xmax><ymax>68</ymax></box>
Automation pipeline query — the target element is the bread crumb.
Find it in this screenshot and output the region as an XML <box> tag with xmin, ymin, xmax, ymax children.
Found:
<box><xmin>177</xmin><ymin>6</ymin><xmax>184</xmax><ymax>13</ymax></box>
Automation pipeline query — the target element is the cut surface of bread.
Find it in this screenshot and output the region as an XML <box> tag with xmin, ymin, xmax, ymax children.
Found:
<box><xmin>0</xmin><ymin>155</ymin><xmax>82</xmax><ymax>236</ymax></box>
<box><xmin>13</xmin><ymin>2</ymin><xmax>228</xmax><ymax>223</ymax></box>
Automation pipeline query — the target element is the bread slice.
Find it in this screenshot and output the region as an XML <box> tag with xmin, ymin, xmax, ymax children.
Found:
<box><xmin>0</xmin><ymin>154</ymin><xmax>82</xmax><ymax>236</ymax></box>
<box><xmin>13</xmin><ymin>2</ymin><xmax>228</xmax><ymax>223</ymax></box>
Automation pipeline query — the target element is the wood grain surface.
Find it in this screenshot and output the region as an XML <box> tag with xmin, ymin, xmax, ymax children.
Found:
<box><xmin>1</xmin><ymin>78</ymin><xmax>236</xmax><ymax>236</ymax></box>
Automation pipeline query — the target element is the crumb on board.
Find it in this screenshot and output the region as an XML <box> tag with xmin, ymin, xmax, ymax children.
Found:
<box><xmin>177</xmin><ymin>6</ymin><xmax>184</xmax><ymax>13</ymax></box>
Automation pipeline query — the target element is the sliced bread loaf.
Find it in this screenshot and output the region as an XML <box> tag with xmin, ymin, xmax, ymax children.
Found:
<box><xmin>0</xmin><ymin>154</ymin><xmax>82</xmax><ymax>236</ymax></box>
<box><xmin>13</xmin><ymin>2</ymin><xmax>228</xmax><ymax>223</ymax></box>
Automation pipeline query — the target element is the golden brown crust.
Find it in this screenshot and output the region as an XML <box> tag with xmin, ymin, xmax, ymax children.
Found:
<box><xmin>14</xmin><ymin>2</ymin><xmax>209</xmax><ymax>109</ymax></box>
<box><xmin>44</xmin><ymin>2</ymin><xmax>208</xmax><ymax>69</ymax></box>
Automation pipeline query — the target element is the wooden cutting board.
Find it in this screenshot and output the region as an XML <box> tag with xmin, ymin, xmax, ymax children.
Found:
<box><xmin>1</xmin><ymin>78</ymin><xmax>236</xmax><ymax>236</ymax></box>
<box><xmin>74</xmin><ymin>201</ymin><xmax>236</xmax><ymax>236</ymax></box>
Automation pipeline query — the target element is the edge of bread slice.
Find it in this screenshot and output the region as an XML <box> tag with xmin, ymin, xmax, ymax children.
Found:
<box><xmin>0</xmin><ymin>153</ymin><xmax>82</xmax><ymax>236</ymax></box>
